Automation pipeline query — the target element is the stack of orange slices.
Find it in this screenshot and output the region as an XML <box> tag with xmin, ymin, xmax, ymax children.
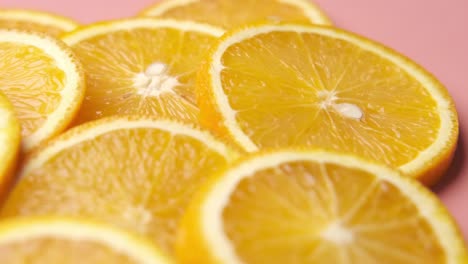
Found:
<box><xmin>0</xmin><ymin>1</ymin><xmax>466</xmax><ymax>263</ymax></box>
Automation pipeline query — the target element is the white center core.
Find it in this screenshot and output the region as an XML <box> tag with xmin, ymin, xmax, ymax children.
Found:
<box><xmin>318</xmin><ymin>90</ymin><xmax>363</xmax><ymax>120</ymax></box>
<box><xmin>333</xmin><ymin>103</ymin><xmax>363</xmax><ymax>120</ymax></box>
<box><xmin>321</xmin><ymin>222</ymin><xmax>354</xmax><ymax>244</ymax></box>
<box><xmin>133</xmin><ymin>62</ymin><xmax>179</xmax><ymax>97</ymax></box>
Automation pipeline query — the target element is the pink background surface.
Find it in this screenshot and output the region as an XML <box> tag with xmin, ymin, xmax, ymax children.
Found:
<box><xmin>2</xmin><ymin>0</ymin><xmax>468</xmax><ymax>238</ymax></box>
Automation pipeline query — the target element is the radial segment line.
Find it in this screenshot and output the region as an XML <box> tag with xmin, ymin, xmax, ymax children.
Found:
<box><xmin>319</xmin><ymin>163</ymin><xmax>339</xmax><ymax>218</ymax></box>
<box><xmin>297</xmin><ymin>33</ymin><xmax>327</xmax><ymax>90</ymax></box>
<box><xmin>352</xmin><ymin>215</ymin><xmax>420</xmax><ymax>232</ymax></box>
<box><xmin>306</xmin><ymin>243</ymin><xmax>328</xmax><ymax>261</ymax></box>
<box><xmin>359</xmin><ymin>236</ymin><xmax>422</xmax><ymax>262</ymax></box>
<box><xmin>330</xmin><ymin>51</ymin><xmax>360</xmax><ymax>93</ymax></box>
<box><xmin>142</xmin><ymin>135</ymin><xmax>174</xmax><ymax>206</ymax></box>
<box><xmin>341</xmin><ymin>180</ymin><xmax>379</xmax><ymax>223</ymax></box>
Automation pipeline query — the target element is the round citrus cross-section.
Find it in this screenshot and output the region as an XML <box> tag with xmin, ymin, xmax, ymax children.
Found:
<box><xmin>139</xmin><ymin>0</ymin><xmax>332</xmax><ymax>29</ymax></box>
<box><xmin>197</xmin><ymin>24</ymin><xmax>458</xmax><ymax>185</ymax></box>
<box><xmin>62</xmin><ymin>18</ymin><xmax>223</xmax><ymax>125</ymax></box>
<box><xmin>1</xmin><ymin>115</ymin><xmax>238</xmax><ymax>256</ymax></box>
<box><xmin>177</xmin><ymin>150</ymin><xmax>468</xmax><ymax>264</ymax></box>
<box><xmin>0</xmin><ymin>29</ymin><xmax>85</xmax><ymax>151</ymax></box>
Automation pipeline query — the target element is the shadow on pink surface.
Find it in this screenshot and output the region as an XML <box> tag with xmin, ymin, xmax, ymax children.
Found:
<box><xmin>434</xmin><ymin>131</ymin><xmax>465</xmax><ymax>193</ymax></box>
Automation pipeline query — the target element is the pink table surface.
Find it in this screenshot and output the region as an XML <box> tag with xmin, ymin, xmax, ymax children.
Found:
<box><xmin>2</xmin><ymin>0</ymin><xmax>468</xmax><ymax>239</ymax></box>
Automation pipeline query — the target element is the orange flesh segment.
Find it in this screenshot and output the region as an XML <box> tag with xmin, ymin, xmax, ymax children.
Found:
<box><xmin>0</xmin><ymin>238</ymin><xmax>138</xmax><ymax>264</ymax></box>
<box><xmin>69</xmin><ymin>27</ymin><xmax>217</xmax><ymax>125</ymax></box>
<box><xmin>223</xmin><ymin>161</ymin><xmax>445</xmax><ymax>263</ymax></box>
<box><xmin>0</xmin><ymin>42</ymin><xmax>65</xmax><ymax>138</ymax></box>
<box><xmin>146</xmin><ymin>0</ymin><xmax>327</xmax><ymax>29</ymax></box>
<box><xmin>220</xmin><ymin>31</ymin><xmax>439</xmax><ymax>167</ymax></box>
<box><xmin>2</xmin><ymin>125</ymin><xmax>232</xmax><ymax>254</ymax></box>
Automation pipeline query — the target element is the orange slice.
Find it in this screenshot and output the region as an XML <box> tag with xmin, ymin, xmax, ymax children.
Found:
<box><xmin>197</xmin><ymin>24</ymin><xmax>458</xmax><ymax>185</ymax></box>
<box><xmin>0</xmin><ymin>216</ymin><xmax>173</xmax><ymax>263</ymax></box>
<box><xmin>61</xmin><ymin>18</ymin><xmax>223</xmax><ymax>126</ymax></box>
<box><xmin>139</xmin><ymin>0</ymin><xmax>332</xmax><ymax>29</ymax></box>
<box><xmin>0</xmin><ymin>30</ymin><xmax>85</xmax><ymax>151</ymax></box>
<box><xmin>177</xmin><ymin>149</ymin><xmax>468</xmax><ymax>263</ymax></box>
<box><xmin>0</xmin><ymin>92</ymin><xmax>20</xmax><ymax>199</ymax></box>
<box><xmin>1</xmin><ymin>116</ymin><xmax>237</xmax><ymax>255</ymax></box>
<box><xmin>0</xmin><ymin>9</ymin><xmax>78</xmax><ymax>37</ymax></box>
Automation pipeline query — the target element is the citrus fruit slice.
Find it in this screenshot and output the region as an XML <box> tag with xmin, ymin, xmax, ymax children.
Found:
<box><xmin>0</xmin><ymin>216</ymin><xmax>173</xmax><ymax>263</ymax></box>
<box><xmin>197</xmin><ymin>24</ymin><xmax>458</xmax><ymax>185</ymax></box>
<box><xmin>0</xmin><ymin>92</ymin><xmax>20</xmax><ymax>200</ymax></box>
<box><xmin>0</xmin><ymin>30</ymin><xmax>85</xmax><ymax>151</ymax></box>
<box><xmin>61</xmin><ymin>18</ymin><xmax>223</xmax><ymax>126</ymax></box>
<box><xmin>1</xmin><ymin>116</ymin><xmax>237</xmax><ymax>255</ymax></box>
<box><xmin>177</xmin><ymin>149</ymin><xmax>468</xmax><ymax>264</ymax></box>
<box><xmin>139</xmin><ymin>0</ymin><xmax>331</xmax><ymax>29</ymax></box>
<box><xmin>0</xmin><ymin>9</ymin><xmax>78</xmax><ymax>37</ymax></box>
